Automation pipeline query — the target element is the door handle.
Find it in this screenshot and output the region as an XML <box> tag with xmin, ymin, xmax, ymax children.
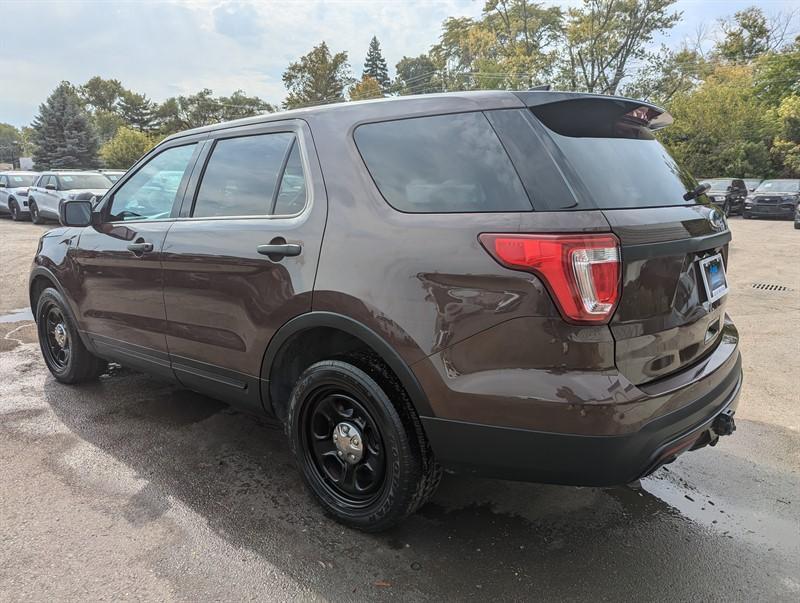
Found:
<box><xmin>257</xmin><ymin>243</ymin><xmax>302</xmax><ymax>258</ymax></box>
<box><xmin>127</xmin><ymin>242</ymin><xmax>154</xmax><ymax>254</ymax></box>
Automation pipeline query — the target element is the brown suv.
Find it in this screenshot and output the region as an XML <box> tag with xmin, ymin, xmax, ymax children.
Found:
<box><xmin>31</xmin><ymin>91</ymin><xmax>741</xmax><ymax>531</ymax></box>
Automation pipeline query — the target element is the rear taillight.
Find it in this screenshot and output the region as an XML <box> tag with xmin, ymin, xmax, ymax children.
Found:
<box><xmin>479</xmin><ymin>233</ymin><xmax>621</xmax><ymax>324</ymax></box>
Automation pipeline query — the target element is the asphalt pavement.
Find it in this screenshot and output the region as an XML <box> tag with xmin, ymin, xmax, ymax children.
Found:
<box><xmin>0</xmin><ymin>216</ymin><xmax>798</xmax><ymax>601</ymax></box>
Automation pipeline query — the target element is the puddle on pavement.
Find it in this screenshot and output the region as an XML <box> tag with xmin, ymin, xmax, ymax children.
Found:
<box><xmin>0</xmin><ymin>308</ymin><xmax>33</xmax><ymax>323</ymax></box>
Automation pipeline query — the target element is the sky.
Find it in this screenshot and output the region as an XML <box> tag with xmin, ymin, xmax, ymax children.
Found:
<box><xmin>1</xmin><ymin>0</ymin><xmax>797</xmax><ymax>128</ymax></box>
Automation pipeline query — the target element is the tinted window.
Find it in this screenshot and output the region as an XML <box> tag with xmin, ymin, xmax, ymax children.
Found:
<box><xmin>58</xmin><ymin>174</ymin><xmax>112</xmax><ymax>190</ymax></box>
<box><xmin>273</xmin><ymin>141</ymin><xmax>307</xmax><ymax>215</ymax></box>
<box><xmin>539</xmin><ymin>124</ymin><xmax>697</xmax><ymax>209</ymax></box>
<box><xmin>354</xmin><ymin>112</ymin><xmax>531</xmax><ymax>213</ymax></box>
<box><xmin>108</xmin><ymin>144</ymin><xmax>196</xmax><ymax>222</ymax></box>
<box><xmin>193</xmin><ymin>133</ymin><xmax>295</xmax><ymax>218</ymax></box>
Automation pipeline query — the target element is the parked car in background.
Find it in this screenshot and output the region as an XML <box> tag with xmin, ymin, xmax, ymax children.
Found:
<box><xmin>32</xmin><ymin>91</ymin><xmax>741</xmax><ymax>531</ymax></box>
<box><xmin>0</xmin><ymin>171</ymin><xmax>38</xmax><ymax>220</ymax></box>
<box><xmin>27</xmin><ymin>171</ymin><xmax>112</xmax><ymax>223</ymax></box>
<box><xmin>795</xmin><ymin>204</ymin><xmax>800</xmax><ymax>229</ymax></box>
<box><xmin>743</xmin><ymin>178</ymin><xmax>762</xmax><ymax>192</ymax></box>
<box><xmin>701</xmin><ymin>178</ymin><xmax>748</xmax><ymax>216</ymax></box>
<box><xmin>743</xmin><ymin>179</ymin><xmax>800</xmax><ymax>220</ymax></box>
<box><xmin>99</xmin><ymin>169</ymin><xmax>126</xmax><ymax>183</ymax></box>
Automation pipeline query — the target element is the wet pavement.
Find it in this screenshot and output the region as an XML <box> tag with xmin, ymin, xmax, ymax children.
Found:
<box><xmin>0</xmin><ymin>217</ymin><xmax>798</xmax><ymax>600</ymax></box>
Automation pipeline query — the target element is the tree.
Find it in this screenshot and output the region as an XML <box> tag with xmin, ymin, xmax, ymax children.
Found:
<box><xmin>154</xmin><ymin>89</ymin><xmax>272</xmax><ymax>135</ymax></box>
<box><xmin>118</xmin><ymin>90</ymin><xmax>156</xmax><ymax>132</ymax></box>
<box><xmin>393</xmin><ymin>55</ymin><xmax>439</xmax><ymax>95</ymax></box>
<box><xmin>754</xmin><ymin>37</ymin><xmax>800</xmax><ymax>106</ymax></box>
<box><xmin>715</xmin><ymin>7</ymin><xmax>796</xmax><ymax>64</ymax></box>
<box><xmin>362</xmin><ymin>36</ymin><xmax>390</xmax><ymax>91</ymax></box>
<box><xmin>623</xmin><ymin>45</ymin><xmax>708</xmax><ymax>104</ymax></box>
<box><xmin>282</xmin><ymin>42</ymin><xmax>354</xmax><ymax>109</ymax></box>
<box><xmin>430</xmin><ymin>2</ymin><xmax>563</xmax><ymax>91</ymax></box>
<box><xmin>31</xmin><ymin>82</ymin><xmax>99</xmax><ymax>169</ymax></box>
<box><xmin>0</xmin><ymin>123</ymin><xmax>20</xmax><ymax>166</ymax></box>
<box><xmin>770</xmin><ymin>94</ymin><xmax>800</xmax><ymax>177</ymax></box>
<box><xmin>99</xmin><ymin>126</ymin><xmax>156</xmax><ymax>169</ymax></box>
<box><xmin>350</xmin><ymin>76</ymin><xmax>383</xmax><ymax>101</ymax></box>
<box><xmin>79</xmin><ymin>76</ymin><xmax>125</xmax><ymax>113</ymax></box>
<box><xmin>659</xmin><ymin>64</ymin><xmax>776</xmax><ymax>178</ymax></box>
<box><xmin>559</xmin><ymin>0</ymin><xmax>681</xmax><ymax>94</ymax></box>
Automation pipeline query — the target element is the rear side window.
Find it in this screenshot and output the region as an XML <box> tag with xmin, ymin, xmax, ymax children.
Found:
<box><xmin>193</xmin><ymin>132</ymin><xmax>301</xmax><ymax>218</ymax></box>
<box><xmin>354</xmin><ymin>112</ymin><xmax>532</xmax><ymax>213</ymax></box>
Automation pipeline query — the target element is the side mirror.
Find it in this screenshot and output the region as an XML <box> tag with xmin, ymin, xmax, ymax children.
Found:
<box><xmin>45</xmin><ymin>183</ymin><xmax>56</xmax><ymax>191</ymax></box>
<box><xmin>59</xmin><ymin>199</ymin><xmax>94</xmax><ymax>227</ymax></box>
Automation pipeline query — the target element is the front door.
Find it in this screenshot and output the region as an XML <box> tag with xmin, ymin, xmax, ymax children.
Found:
<box><xmin>161</xmin><ymin>121</ymin><xmax>326</xmax><ymax>410</ymax></box>
<box><xmin>73</xmin><ymin>141</ymin><xmax>203</xmax><ymax>378</ymax></box>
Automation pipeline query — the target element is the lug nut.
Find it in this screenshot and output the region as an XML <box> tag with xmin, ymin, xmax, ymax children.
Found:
<box><xmin>352</xmin><ymin>438</ymin><xmax>359</xmax><ymax>446</ymax></box>
<box><xmin>337</xmin><ymin>451</ymin><xmax>343</xmax><ymax>457</ymax></box>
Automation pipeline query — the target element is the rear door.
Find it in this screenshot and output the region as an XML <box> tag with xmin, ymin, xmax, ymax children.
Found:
<box><xmin>73</xmin><ymin>140</ymin><xmax>203</xmax><ymax>378</ymax></box>
<box><xmin>161</xmin><ymin>120</ymin><xmax>327</xmax><ymax>411</ymax></box>
<box><xmin>496</xmin><ymin>96</ymin><xmax>731</xmax><ymax>385</ymax></box>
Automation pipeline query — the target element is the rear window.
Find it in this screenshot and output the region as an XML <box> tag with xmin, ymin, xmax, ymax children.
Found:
<box><xmin>530</xmin><ymin>101</ymin><xmax>698</xmax><ymax>210</ymax></box>
<box><xmin>354</xmin><ymin>112</ymin><xmax>532</xmax><ymax>213</ymax></box>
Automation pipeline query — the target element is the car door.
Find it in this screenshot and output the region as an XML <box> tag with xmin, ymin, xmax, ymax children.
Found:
<box><xmin>30</xmin><ymin>174</ymin><xmax>48</xmax><ymax>209</ymax></box>
<box><xmin>71</xmin><ymin>140</ymin><xmax>204</xmax><ymax>379</ymax></box>
<box><xmin>161</xmin><ymin>120</ymin><xmax>327</xmax><ymax>411</ymax></box>
<box><xmin>0</xmin><ymin>176</ymin><xmax>8</xmax><ymax>211</ymax></box>
<box><xmin>39</xmin><ymin>175</ymin><xmax>62</xmax><ymax>218</ymax></box>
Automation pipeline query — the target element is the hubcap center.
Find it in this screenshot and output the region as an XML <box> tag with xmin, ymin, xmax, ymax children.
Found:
<box><xmin>53</xmin><ymin>323</ymin><xmax>67</xmax><ymax>348</ymax></box>
<box><xmin>332</xmin><ymin>422</ymin><xmax>364</xmax><ymax>464</ymax></box>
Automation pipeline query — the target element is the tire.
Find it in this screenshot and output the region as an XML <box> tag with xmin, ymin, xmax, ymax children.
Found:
<box><xmin>286</xmin><ymin>355</ymin><xmax>441</xmax><ymax>532</ymax></box>
<box><xmin>743</xmin><ymin>212</ymin><xmax>751</xmax><ymax>219</ymax></box>
<box><xmin>35</xmin><ymin>287</ymin><xmax>107</xmax><ymax>384</ymax></box>
<box><xmin>10</xmin><ymin>200</ymin><xmax>23</xmax><ymax>221</ymax></box>
<box><xmin>794</xmin><ymin>221</ymin><xmax>800</xmax><ymax>230</ymax></box>
<box><xmin>29</xmin><ymin>200</ymin><xmax>44</xmax><ymax>224</ymax></box>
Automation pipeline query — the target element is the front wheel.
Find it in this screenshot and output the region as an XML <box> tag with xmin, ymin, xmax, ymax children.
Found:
<box><xmin>286</xmin><ymin>357</ymin><xmax>440</xmax><ymax>531</ymax></box>
<box><xmin>10</xmin><ymin>200</ymin><xmax>23</xmax><ymax>221</ymax></box>
<box><xmin>29</xmin><ymin>200</ymin><xmax>44</xmax><ymax>224</ymax></box>
<box><xmin>36</xmin><ymin>288</ymin><xmax>107</xmax><ymax>383</ymax></box>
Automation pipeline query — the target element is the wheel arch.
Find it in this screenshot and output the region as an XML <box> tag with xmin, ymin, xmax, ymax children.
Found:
<box><xmin>260</xmin><ymin>312</ymin><xmax>434</xmax><ymax>422</ymax></box>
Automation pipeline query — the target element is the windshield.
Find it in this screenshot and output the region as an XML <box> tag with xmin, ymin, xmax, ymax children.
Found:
<box><xmin>58</xmin><ymin>174</ymin><xmax>112</xmax><ymax>190</ymax></box>
<box><xmin>104</xmin><ymin>172</ymin><xmax>124</xmax><ymax>182</ymax></box>
<box><xmin>7</xmin><ymin>174</ymin><xmax>37</xmax><ymax>187</ymax></box>
<box><xmin>755</xmin><ymin>180</ymin><xmax>800</xmax><ymax>193</ymax></box>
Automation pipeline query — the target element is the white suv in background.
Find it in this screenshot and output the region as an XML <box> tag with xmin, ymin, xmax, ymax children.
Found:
<box><xmin>0</xmin><ymin>171</ymin><xmax>39</xmax><ymax>220</ymax></box>
<box><xmin>27</xmin><ymin>171</ymin><xmax>113</xmax><ymax>224</ymax></box>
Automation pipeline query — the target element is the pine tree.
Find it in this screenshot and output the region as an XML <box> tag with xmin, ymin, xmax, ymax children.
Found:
<box><xmin>362</xmin><ymin>36</ymin><xmax>390</xmax><ymax>92</ymax></box>
<box><xmin>32</xmin><ymin>82</ymin><xmax>100</xmax><ymax>170</ymax></box>
<box><xmin>118</xmin><ymin>90</ymin><xmax>156</xmax><ymax>132</ymax></box>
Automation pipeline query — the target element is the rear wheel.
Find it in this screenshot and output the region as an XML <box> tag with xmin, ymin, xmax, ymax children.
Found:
<box><xmin>286</xmin><ymin>356</ymin><xmax>440</xmax><ymax>531</ymax></box>
<box><xmin>30</xmin><ymin>200</ymin><xmax>44</xmax><ymax>224</ymax></box>
<box><xmin>36</xmin><ymin>288</ymin><xmax>107</xmax><ymax>383</ymax></box>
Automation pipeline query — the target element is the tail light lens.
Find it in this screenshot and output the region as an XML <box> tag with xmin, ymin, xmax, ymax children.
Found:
<box><xmin>479</xmin><ymin>233</ymin><xmax>621</xmax><ymax>324</ymax></box>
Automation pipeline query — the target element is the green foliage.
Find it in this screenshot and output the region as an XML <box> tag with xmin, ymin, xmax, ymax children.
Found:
<box><xmin>659</xmin><ymin>65</ymin><xmax>776</xmax><ymax>178</ymax></box>
<box><xmin>282</xmin><ymin>42</ymin><xmax>354</xmax><ymax>109</ymax></box>
<box><xmin>362</xmin><ymin>36</ymin><xmax>390</xmax><ymax>92</ymax></box>
<box><xmin>154</xmin><ymin>89</ymin><xmax>273</xmax><ymax>135</ymax></box>
<box><xmin>559</xmin><ymin>0</ymin><xmax>681</xmax><ymax>94</ymax></box>
<box><xmin>350</xmin><ymin>77</ymin><xmax>383</xmax><ymax>101</ymax></box>
<box><xmin>118</xmin><ymin>91</ymin><xmax>155</xmax><ymax>132</ymax></box>
<box><xmin>0</xmin><ymin>123</ymin><xmax>21</xmax><ymax>165</ymax></box>
<box><xmin>770</xmin><ymin>95</ymin><xmax>800</xmax><ymax>177</ymax></box>
<box><xmin>754</xmin><ymin>40</ymin><xmax>800</xmax><ymax>106</ymax></box>
<box><xmin>99</xmin><ymin>126</ymin><xmax>156</xmax><ymax>169</ymax></box>
<box><xmin>715</xmin><ymin>7</ymin><xmax>772</xmax><ymax>63</ymax></box>
<box><xmin>79</xmin><ymin>76</ymin><xmax>125</xmax><ymax>113</ymax></box>
<box><xmin>31</xmin><ymin>82</ymin><xmax>99</xmax><ymax>170</ymax></box>
<box><xmin>394</xmin><ymin>55</ymin><xmax>440</xmax><ymax>95</ymax></box>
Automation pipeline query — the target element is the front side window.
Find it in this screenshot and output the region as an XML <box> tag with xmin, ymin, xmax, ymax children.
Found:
<box><xmin>354</xmin><ymin>112</ymin><xmax>532</xmax><ymax>213</ymax></box>
<box><xmin>108</xmin><ymin>144</ymin><xmax>197</xmax><ymax>222</ymax></box>
<box><xmin>192</xmin><ymin>132</ymin><xmax>303</xmax><ymax>218</ymax></box>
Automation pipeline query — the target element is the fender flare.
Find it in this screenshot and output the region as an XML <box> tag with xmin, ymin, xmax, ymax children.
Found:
<box><xmin>260</xmin><ymin>311</ymin><xmax>434</xmax><ymax>418</ymax></box>
<box><xmin>29</xmin><ymin>266</ymin><xmax>95</xmax><ymax>352</ymax></box>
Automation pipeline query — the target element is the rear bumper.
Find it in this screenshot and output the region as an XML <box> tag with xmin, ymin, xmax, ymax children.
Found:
<box><xmin>422</xmin><ymin>352</ymin><xmax>742</xmax><ymax>487</ymax></box>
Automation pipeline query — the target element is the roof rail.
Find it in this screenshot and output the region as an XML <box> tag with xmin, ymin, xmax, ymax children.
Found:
<box><xmin>528</xmin><ymin>84</ymin><xmax>551</xmax><ymax>91</ymax></box>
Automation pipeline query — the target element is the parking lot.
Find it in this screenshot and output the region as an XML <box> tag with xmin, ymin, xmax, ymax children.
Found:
<box><xmin>0</xmin><ymin>216</ymin><xmax>798</xmax><ymax>600</ymax></box>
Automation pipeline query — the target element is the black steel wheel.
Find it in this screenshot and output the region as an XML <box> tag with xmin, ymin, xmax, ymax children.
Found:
<box><xmin>301</xmin><ymin>385</ymin><xmax>387</xmax><ymax>508</ymax></box>
<box><xmin>35</xmin><ymin>288</ymin><xmax>107</xmax><ymax>383</ymax></box>
<box><xmin>286</xmin><ymin>357</ymin><xmax>440</xmax><ymax>531</ymax></box>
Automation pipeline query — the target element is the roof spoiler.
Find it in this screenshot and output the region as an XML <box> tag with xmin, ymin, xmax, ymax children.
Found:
<box><xmin>513</xmin><ymin>91</ymin><xmax>673</xmax><ymax>131</ymax></box>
